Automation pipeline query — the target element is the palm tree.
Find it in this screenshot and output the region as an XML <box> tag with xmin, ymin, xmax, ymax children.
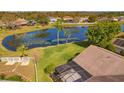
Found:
<box><xmin>54</xmin><ymin>19</ymin><xmax>63</xmax><ymax>45</ymax></box>
<box><xmin>64</xmin><ymin>29</ymin><xmax>72</xmax><ymax>43</ymax></box>
<box><xmin>64</xmin><ymin>27</ymin><xmax>80</xmax><ymax>43</ymax></box>
<box><xmin>16</xmin><ymin>45</ymin><xmax>28</xmax><ymax>57</ymax></box>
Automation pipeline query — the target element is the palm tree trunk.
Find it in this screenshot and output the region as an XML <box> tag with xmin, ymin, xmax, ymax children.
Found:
<box><xmin>57</xmin><ymin>30</ymin><xmax>59</xmax><ymax>45</ymax></box>
<box><xmin>66</xmin><ymin>35</ymin><xmax>71</xmax><ymax>44</ymax></box>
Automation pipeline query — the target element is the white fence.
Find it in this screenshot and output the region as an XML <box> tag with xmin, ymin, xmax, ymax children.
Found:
<box><xmin>0</xmin><ymin>57</ymin><xmax>33</xmax><ymax>65</ymax></box>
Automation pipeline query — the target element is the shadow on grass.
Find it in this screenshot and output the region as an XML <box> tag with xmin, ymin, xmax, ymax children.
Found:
<box><xmin>74</xmin><ymin>40</ymin><xmax>90</xmax><ymax>48</ymax></box>
<box><xmin>66</xmin><ymin>41</ymin><xmax>90</xmax><ymax>63</ymax></box>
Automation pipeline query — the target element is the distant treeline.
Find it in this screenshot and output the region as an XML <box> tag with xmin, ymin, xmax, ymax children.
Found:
<box><xmin>0</xmin><ymin>12</ymin><xmax>124</xmax><ymax>23</ymax></box>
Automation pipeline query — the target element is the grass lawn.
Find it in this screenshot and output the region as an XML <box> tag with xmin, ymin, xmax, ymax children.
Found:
<box><xmin>37</xmin><ymin>43</ymin><xmax>86</xmax><ymax>82</ymax></box>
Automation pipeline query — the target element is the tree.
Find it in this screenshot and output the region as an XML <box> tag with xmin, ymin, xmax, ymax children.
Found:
<box><xmin>88</xmin><ymin>15</ymin><xmax>97</xmax><ymax>22</ymax></box>
<box><xmin>87</xmin><ymin>21</ymin><xmax>121</xmax><ymax>48</ymax></box>
<box><xmin>54</xmin><ymin>19</ymin><xmax>63</xmax><ymax>45</ymax></box>
<box><xmin>106</xmin><ymin>43</ymin><xmax>115</xmax><ymax>52</ymax></box>
<box><xmin>73</xmin><ymin>17</ymin><xmax>80</xmax><ymax>23</ymax></box>
<box><xmin>16</xmin><ymin>45</ymin><xmax>28</xmax><ymax>57</ymax></box>
<box><xmin>64</xmin><ymin>27</ymin><xmax>80</xmax><ymax>43</ymax></box>
<box><xmin>64</xmin><ymin>29</ymin><xmax>72</xmax><ymax>43</ymax></box>
<box><xmin>37</xmin><ymin>16</ymin><xmax>50</xmax><ymax>26</ymax></box>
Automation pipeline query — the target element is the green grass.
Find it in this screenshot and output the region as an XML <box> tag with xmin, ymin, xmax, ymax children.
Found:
<box><xmin>37</xmin><ymin>43</ymin><xmax>86</xmax><ymax>82</ymax></box>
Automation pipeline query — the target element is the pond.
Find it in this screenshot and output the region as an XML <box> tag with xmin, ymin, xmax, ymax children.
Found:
<box><xmin>122</xmin><ymin>25</ymin><xmax>124</xmax><ymax>32</ymax></box>
<box><xmin>2</xmin><ymin>26</ymin><xmax>88</xmax><ymax>51</ymax></box>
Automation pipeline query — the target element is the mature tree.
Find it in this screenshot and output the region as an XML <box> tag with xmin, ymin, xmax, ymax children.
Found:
<box><xmin>88</xmin><ymin>15</ymin><xmax>97</xmax><ymax>22</ymax></box>
<box><xmin>87</xmin><ymin>21</ymin><xmax>121</xmax><ymax>49</ymax></box>
<box><xmin>73</xmin><ymin>17</ymin><xmax>80</xmax><ymax>23</ymax></box>
<box><xmin>16</xmin><ymin>45</ymin><xmax>28</xmax><ymax>57</ymax></box>
<box><xmin>36</xmin><ymin>16</ymin><xmax>50</xmax><ymax>26</ymax></box>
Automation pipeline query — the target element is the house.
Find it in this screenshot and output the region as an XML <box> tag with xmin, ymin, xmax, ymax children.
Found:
<box><xmin>111</xmin><ymin>17</ymin><xmax>118</xmax><ymax>22</ymax></box>
<box><xmin>49</xmin><ymin>17</ymin><xmax>62</xmax><ymax>23</ymax></box>
<box><xmin>49</xmin><ymin>17</ymin><xmax>57</xmax><ymax>23</ymax></box>
<box><xmin>52</xmin><ymin>45</ymin><xmax>124</xmax><ymax>82</ymax></box>
<box><xmin>14</xmin><ymin>18</ymin><xmax>28</xmax><ymax>26</ymax></box>
<box><xmin>118</xmin><ymin>16</ymin><xmax>124</xmax><ymax>22</ymax></box>
<box><xmin>0</xmin><ymin>21</ymin><xmax>5</xmax><ymax>27</ymax></box>
<box><xmin>63</xmin><ymin>16</ymin><xmax>74</xmax><ymax>23</ymax></box>
<box><xmin>27</xmin><ymin>20</ymin><xmax>36</xmax><ymax>26</ymax></box>
<box><xmin>79</xmin><ymin>17</ymin><xmax>88</xmax><ymax>23</ymax></box>
<box><xmin>97</xmin><ymin>17</ymin><xmax>109</xmax><ymax>22</ymax></box>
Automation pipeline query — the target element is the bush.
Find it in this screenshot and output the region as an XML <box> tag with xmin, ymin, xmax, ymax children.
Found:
<box><xmin>0</xmin><ymin>73</ymin><xmax>5</xmax><ymax>80</ymax></box>
<box><xmin>106</xmin><ymin>43</ymin><xmax>115</xmax><ymax>52</ymax></box>
<box><xmin>44</xmin><ymin>64</ymin><xmax>55</xmax><ymax>74</ymax></box>
<box><xmin>7</xmin><ymin>75</ymin><xmax>24</xmax><ymax>81</ymax></box>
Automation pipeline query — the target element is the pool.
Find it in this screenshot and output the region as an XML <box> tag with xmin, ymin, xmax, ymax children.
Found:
<box><xmin>2</xmin><ymin>27</ymin><xmax>88</xmax><ymax>51</ymax></box>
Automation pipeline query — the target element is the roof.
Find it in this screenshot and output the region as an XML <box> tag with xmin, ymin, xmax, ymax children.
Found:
<box><xmin>86</xmin><ymin>75</ymin><xmax>124</xmax><ymax>82</ymax></box>
<box><xmin>73</xmin><ymin>45</ymin><xmax>124</xmax><ymax>76</ymax></box>
<box><xmin>60</xmin><ymin>68</ymin><xmax>81</xmax><ymax>82</ymax></box>
<box><xmin>14</xmin><ymin>18</ymin><xmax>28</xmax><ymax>25</ymax></box>
<box><xmin>0</xmin><ymin>21</ymin><xmax>5</xmax><ymax>26</ymax></box>
<box><xmin>53</xmin><ymin>61</ymin><xmax>92</xmax><ymax>82</ymax></box>
<box><xmin>63</xmin><ymin>16</ymin><xmax>73</xmax><ymax>20</ymax></box>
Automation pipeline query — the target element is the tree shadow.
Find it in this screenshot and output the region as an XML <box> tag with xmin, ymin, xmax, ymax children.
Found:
<box><xmin>74</xmin><ymin>40</ymin><xmax>90</xmax><ymax>48</ymax></box>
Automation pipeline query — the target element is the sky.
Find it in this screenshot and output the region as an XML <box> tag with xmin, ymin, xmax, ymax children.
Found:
<box><xmin>0</xmin><ymin>0</ymin><xmax>124</xmax><ymax>11</ymax></box>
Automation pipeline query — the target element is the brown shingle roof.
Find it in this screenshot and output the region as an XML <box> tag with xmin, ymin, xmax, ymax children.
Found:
<box><xmin>86</xmin><ymin>75</ymin><xmax>124</xmax><ymax>82</ymax></box>
<box><xmin>73</xmin><ymin>45</ymin><xmax>124</xmax><ymax>76</ymax></box>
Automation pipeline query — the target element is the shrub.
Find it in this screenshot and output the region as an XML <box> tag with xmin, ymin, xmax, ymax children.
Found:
<box><xmin>7</xmin><ymin>75</ymin><xmax>24</xmax><ymax>81</ymax></box>
<box><xmin>0</xmin><ymin>73</ymin><xmax>5</xmax><ymax>80</ymax></box>
<box><xmin>44</xmin><ymin>64</ymin><xmax>55</xmax><ymax>74</ymax></box>
<box><xmin>106</xmin><ymin>43</ymin><xmax>115</xmax><ymax>52</ymax></box>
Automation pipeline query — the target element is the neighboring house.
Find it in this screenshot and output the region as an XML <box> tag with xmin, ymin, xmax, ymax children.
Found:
<box><xmin>111</xmin><ymin>17</ymin><xmax>118</xmax><ymax>22</ymax></box>
<box><xmin>0</xmin><ymin>21</ymin><xmax>5</xmax><ymax>27</ymax></box>
<box><xmin>27</xmin><ymin>20</ymin><xmax>36</xmax><ymax>26</ymax></box>
<box><xmin>79</xmin><ymin>17</ymin><xmax>88</xmax><ymax>23</ymax></box>
<box><xmin>49</xmin><ymin>17</ymin><xmax>57</xmax><ymax>23</ymax></box>
<box><xmin>63</xmin><ymin>16</ymin><xmax>74</xmax><ymax>23</ymax></box>
<box><xmin>97</xmin><ymin>17</ymin><xmax>109</xmax><ymax>22</ymax></box>
<box><xmin>51</xmin><ymin>45</ymin><xmax>124</xmax><ymax>82</ymax></box>
<box><xmin>118</xmin><ymin>16</ymin><xmax>124</xmax><ymax>22</ymax></box>
<box><xmin>14</xmin><ymin>18</ymin><xmax>28</xmax><ymax>26</ymax></box>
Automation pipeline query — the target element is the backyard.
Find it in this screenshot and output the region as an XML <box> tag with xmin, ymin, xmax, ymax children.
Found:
<box><xmin>36</xmin><ymin>42</ymin><xmax>86</xmax><ymax>82</ymax></box>
<box><xmin>0</xmin><ymin>25</ymin><xmax>87</xmax><ymax>81</ymax></box>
